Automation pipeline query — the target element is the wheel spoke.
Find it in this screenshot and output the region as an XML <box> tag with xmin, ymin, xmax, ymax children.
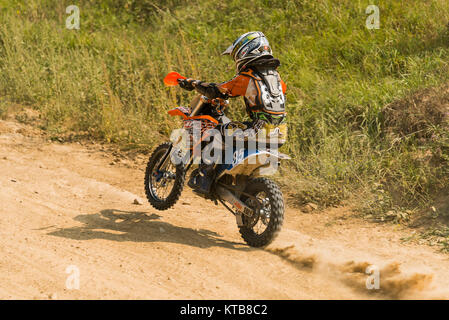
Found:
<box><xmin>245</xmin><ymin>192</ymin><xmax>271</xmax><ymax>235</ymax></box>
<box><xmin>145</xmin><ymin>143</ymin><xmax>185</xmax><ymax>211</ymax></box>
<box><xmin>148</xmin><ymin>148</ymin><xmax>177</xmax><ymax>202</ymax></box>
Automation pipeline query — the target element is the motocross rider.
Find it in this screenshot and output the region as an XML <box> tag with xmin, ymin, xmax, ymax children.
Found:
<box><xmin>178</xmin><ymin>31</ymin><xmax>287</xmax><ymax>195</ymax></box>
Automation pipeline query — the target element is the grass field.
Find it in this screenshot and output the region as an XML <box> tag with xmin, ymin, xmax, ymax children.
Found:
<box><xmin>0</xmin><ymin>0</ymin><xmax>448</xmax><ymax>220</ymax></box>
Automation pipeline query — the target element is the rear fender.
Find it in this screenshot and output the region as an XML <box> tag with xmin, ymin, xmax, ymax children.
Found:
<box><xmin>216</xmin><ymin>149</ymin><xmax>289</xmax><ymax>178</ymax></box>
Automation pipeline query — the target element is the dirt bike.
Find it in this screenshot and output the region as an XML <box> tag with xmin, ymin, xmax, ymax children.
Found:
<box><xmin>144</xmin><ymin>72</ymin><xmax>290</xmax><ymax>247</ymax></box>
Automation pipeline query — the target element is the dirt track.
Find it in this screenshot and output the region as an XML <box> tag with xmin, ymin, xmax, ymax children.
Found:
<box><xmin>1</xmin><ymin>119</ymin><xmax>448</xmax><ymax>299</ymax></box>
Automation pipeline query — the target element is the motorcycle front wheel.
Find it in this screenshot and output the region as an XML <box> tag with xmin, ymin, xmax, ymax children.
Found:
<box><xmin>144</xmin><ymin>142</ymin><xmax>185</xmax><ymax>210</ymax></box>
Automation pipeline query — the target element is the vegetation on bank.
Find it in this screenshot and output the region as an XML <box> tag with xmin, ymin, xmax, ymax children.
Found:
<box><xmin>0</xmin><ymin>0</ymin><xmax>449</xmax><ymax>230</ymax></box>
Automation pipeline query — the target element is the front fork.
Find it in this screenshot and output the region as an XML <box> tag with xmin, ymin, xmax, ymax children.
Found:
<box><xmin>155</xmin><ymin>143</ymin><xmax>173</xmax><ymax>173</ymax></box>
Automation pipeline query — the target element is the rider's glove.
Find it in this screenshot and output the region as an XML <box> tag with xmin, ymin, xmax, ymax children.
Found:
<box><xmin>178</xmin><ymin>79</ymin><xmax>196</xmax><ymax>91</ymax></box>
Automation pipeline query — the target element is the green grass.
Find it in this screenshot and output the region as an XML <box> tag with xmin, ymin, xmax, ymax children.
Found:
<box><xmin>0</xmin><ymin>0</ymin><xmax>449</xmax><ymax>215</ymax></box>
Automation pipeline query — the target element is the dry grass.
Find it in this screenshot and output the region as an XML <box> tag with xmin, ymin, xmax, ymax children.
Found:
<box><xmin>0</xmin><ymin>0</ymin><xmax>449</xmax><ymax>219</ymax></box>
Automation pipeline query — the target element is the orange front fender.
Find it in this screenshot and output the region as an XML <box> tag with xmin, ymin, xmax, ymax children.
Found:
<box><xmin>168</xmin><ymin>107</ymin><xmax>219</xmax><ymax>126</ymax></box>
<box><xmin>168</xmin><ymin>107</ymin><xmax>189</xmax><ymax>119</ymax></box>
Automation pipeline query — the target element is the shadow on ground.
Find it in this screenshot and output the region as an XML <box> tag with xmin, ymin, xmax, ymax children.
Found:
<box><xmin>48</xmin><ymin>209</ymin><xmax>253</xmax><ymax>251</ymax></box>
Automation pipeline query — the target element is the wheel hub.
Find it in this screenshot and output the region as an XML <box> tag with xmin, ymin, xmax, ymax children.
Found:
<box><xmin>245</xmin><ymin>196</ymin><xmax>271</xmax><ymax>228</ymax></box>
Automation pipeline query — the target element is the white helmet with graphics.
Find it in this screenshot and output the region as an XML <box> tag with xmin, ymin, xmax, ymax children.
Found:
<box><xmin>222</xmin><ymin>31</ymin><xmax>273</xmax><ymax>72</ymax></box>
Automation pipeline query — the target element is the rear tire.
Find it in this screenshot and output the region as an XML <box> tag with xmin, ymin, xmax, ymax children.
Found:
<box><xmin>144</xmin><ymin>142</ymin><xmax>185</xmax><ymax>210</ymax></box>
<box><xmin>239</xmin><ymin>177</ymin><xmax>284</xmax><ymax>247</ymax></box>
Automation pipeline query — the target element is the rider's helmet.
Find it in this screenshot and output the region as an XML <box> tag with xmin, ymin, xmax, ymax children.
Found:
<box><xmin>222</xmin><ymin>31</ymin><xmax>273</xmax><ymax>72</ymax></box>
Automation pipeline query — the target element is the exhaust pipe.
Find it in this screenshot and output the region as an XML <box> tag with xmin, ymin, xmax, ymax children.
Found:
<box><xmin>216</xmin><ymin>185</ymin><xmax>254</xmax><ymax>220</ymax></box>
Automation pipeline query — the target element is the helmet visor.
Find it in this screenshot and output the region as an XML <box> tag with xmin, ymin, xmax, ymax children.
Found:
<box><xmin>221</xmin><ymin>44</ymin><xmax>234</xmax><ymax>56</ymax></box>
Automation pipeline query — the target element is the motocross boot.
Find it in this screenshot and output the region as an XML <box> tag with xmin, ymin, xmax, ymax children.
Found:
<box><xmin>188</xmin><ymin>164</ymin><xmax>215</xmax><ymax>195</ymax></box>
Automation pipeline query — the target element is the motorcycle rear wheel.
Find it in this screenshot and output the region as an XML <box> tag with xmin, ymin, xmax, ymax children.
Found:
<box><xmin>239</xmin><ymin>177</ymin><xmax>284</xmax><ymax>247</ymax></box>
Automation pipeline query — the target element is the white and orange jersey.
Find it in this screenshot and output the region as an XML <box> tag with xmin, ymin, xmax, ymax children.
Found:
<box><xmin>217</xmin><ymin>68</ymin><xmax>287</xmax><ymax>116</ymax></box>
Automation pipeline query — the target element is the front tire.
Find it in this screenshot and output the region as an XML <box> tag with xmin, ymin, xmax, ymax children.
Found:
<box><xmin>144</xmin><ymin>142</ymin><xmax>185</xmax><ymax>210</ymax></box>
<box><xmin>239</xmin><ymin>177</ymin><xmax>284</xmax><ymax>247</ymax></box>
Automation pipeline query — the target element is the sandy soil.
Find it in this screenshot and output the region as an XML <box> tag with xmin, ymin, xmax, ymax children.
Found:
<box><xmin>0</xmin><ymin>119</ymin><xmax>448</xmax><ymax>300</ymax></box>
